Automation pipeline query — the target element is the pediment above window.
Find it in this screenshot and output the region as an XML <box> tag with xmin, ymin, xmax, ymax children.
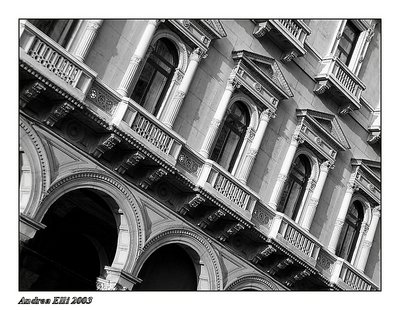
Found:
<box><xmin>296</xmin><ymin>109</ymin><xmax>350</xmax><ymax>163</ymax></box>
<box><xmin>167</xmin><ymin>19</ymin><xmax>226</xmax><ymax>53</ymax></box>
<box><xmin>231</xmin><ymin>50</ymin><xmax>293</xmax><ymax>112</ymax></box>
<box><xmin>351</xmin><ymin>159</ymin><xmax>380</xmax><ymax>204</ymax></box>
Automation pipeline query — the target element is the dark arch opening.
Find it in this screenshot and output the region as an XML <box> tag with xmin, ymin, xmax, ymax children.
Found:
<box><xmin>19</xmin><ymin>188</ymin><xmax>119</xmax><ymax>291</ymax></box>
<box><xmin>134</xmin><ymin>244</ymin><xmax>198</xmax><ymax>291</ymax></box>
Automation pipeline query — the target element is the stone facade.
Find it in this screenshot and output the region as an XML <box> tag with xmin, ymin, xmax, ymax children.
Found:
<box><xmin>19</xmin><ymin>19</ymin><xmax>381</xmax><ymax>291</ymax></box>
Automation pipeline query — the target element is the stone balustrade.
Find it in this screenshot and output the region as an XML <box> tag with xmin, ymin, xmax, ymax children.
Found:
<box><xmin>196</xmin><ymin>161</ymin><xmax>258</xmax><ymax>218</ymax></box>
<box><xmin>19</xmin><ymin>20</ymin><xmax>96</xmax><ymax>101</ymax></box>
<box><xmin>275</xmin><ymin>19</ymin><xmax>310</xmax><ymax>44</ymax></box>
<box><xmin>314</xmin><ymin>56</ymin><xmax>366</xmax><ymax>112</ymax></box>
<box><xmin>119</xmin><ymin>99</ymin><xmax>184</xmax><ymax>164</ymax></box>
<box><xmin>316</xmin><ymin>249</ymin><xmax>378</xmax><ymax>291</ymax></box>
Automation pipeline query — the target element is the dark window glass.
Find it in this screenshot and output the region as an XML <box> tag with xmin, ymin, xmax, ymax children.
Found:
<box><xmin>278</xmin><ymin>154</ymin><xmax>311</xmax><ymax>220</ymax></box>
<box><xmin>210</xmin><ymin>101</ymin><xmax>250</xmax><ymax>172</ymax></box>
<box><xmin>335</xmin><ymin>21</ymin><xmax>360</xmax><ymax>65</ymax></box>
<box><xmin>337</xmin><ymin>201</ymin><xmax>364</xmax><ymax>261</ymax></box>
<box><xmin>131</xmin><ymin>38</ymin><xmax>178</xmax><ymax>116</ymax></box>
<box><xmin>29</xmin><ymin>19</ymin><xmax>79</xmax><ymax>48</ymax></box>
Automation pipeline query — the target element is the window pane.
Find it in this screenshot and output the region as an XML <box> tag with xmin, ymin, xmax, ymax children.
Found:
<box><xmin>283</xmin><ymin>182</ymin><xmax>303</xmax><ymax>219</ymax></box>
<box><xmin>217</xmin><ymin>131</ymin><xmax>241</xmax><ymax>170</ymax></box>
<box><xmin>142</xmin><ymin>71</ymin><xmax>168</xmax><ymax>114</ymax></box>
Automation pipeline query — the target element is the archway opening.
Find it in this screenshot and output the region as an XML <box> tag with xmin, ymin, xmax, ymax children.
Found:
<box><xmin>134</xmin><ymin>244</ymin><xmax>198</xmax><ymax>291</ymax></box>
<box><xmin>20</xmin><ymin>188</ymin><xmax>119</xmax><ymax>291</ymax></box>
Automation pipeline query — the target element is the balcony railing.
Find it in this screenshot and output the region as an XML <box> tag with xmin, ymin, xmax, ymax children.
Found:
<box><xmin>119</xmin><ymin>99</ymin><xmax>184</xmax><ymax>164</ymax></box>
<box><xmin>19</xmin><ymin>20</ymin><xmax>96</xmax><ymax>101</ymax></box>
<box><xmin>269</xmin><ymin>213</ymin><xmax>321</xmax><ymax>265</ymax></box>
<box><xmin>314</xmin><ymin>56</ymin><xmax>366</xmax><ymax>112</ymax></box>
<box><xmin>196</xmin><ymin>161</ymin><xmax>257</xmax><ymax>218</ymax></box>
<box><xmin>254</xmin><ymin>19</ymin><xmax>311</xmax><ymax>62</ymax></box>
<box><xmin>275</xmin><ymin>19</ymin><xmax>310</xmax><ymax>45</ymax></box>
<box><xmin>316</xmin><ymin>249</ymin><xmax>378</xmax><ymax>290</ymax></box>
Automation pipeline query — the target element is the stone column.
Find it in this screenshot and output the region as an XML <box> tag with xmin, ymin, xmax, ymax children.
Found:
<box><xmin>355</xmin><ymin>206</ymin><xmax>380</xmax><ymax>271</ymax></box>
<box><xmin>236</xmin><ymin>109</ymin><xmax>275</xmax><ymax>183</ymax></box>
<box><xmin>299</xmin><ymin>161</ymin><xmax>333</xmax><ymax>231</ymax></box>
<box><xmin>199</xmin><ymin>76</ymin><xmax>239</xmax><ymax>158</ymax></box>
<box><xmin>268</xmin><ymin>133</ymin><xmax>304</xmax><ymax>209</ymax></box>
<box><xmin>327</xmin><ymin>183</ymin><xmax>359</xmax><ymax>253</ymax></box>
<box><xmin>161</xmin><ymin>48</ymin><xmax>205</xmax><ymax>128</ymax></box>
<box><xmin>117</xmin><ymin>20</ymin><xmax>162</xmax><ymax>97</ymax></box>
<box><xmin>73</xmin><ymin>20</ymin><xmax>103</xmax><ymax>62</ymax></box>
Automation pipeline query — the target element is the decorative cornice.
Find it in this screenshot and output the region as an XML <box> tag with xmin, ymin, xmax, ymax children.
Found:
<box><xmin>20</xmin><ymin>81</ymin><xmax>46</xmax><ymax>107</ymax></box>
<box><xmin>92</xmin><ymin>133</ymin><xmax>122</xmax><ymax>159</ymax></box>
<box><xmin>139</xmin><ymin>168</ymin><xmax>168</xmax><ymax>190</ymax></box>
<box><xmin>44</xmin><ymin>101</ymin><xmax>75</xmax><ymax>127</ymax></box>
<box><xmin>115</xmin><ymin>151</ymin><xmax>146</xmax><ymax>175</ymax></box>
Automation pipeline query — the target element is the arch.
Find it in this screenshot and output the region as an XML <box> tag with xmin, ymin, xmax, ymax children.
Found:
<box><xmin>19</xmin><ymin>117</ymin><xmax>51</xmax><ymax>216</ymax></box>
<box><xmin>132</xmin><ymin>228</ymin><xmax>223</xmax><ymax>290</ymax></box>
<box><xmin>34</xmin><ymin>169</ymin><xmax>146</xmax><ymax>273</ymax></box>
<box><xmin>211</xmin><ymin>97</ymin><xmax>256</xmax><ymax>173</ymax></box>
<box><xmin>229</xmin><ymin>92</ymin><xmax>259</xmax><ymax>131</ymax></box>
<box><xmin>225</xmin><ymin>274</ymin><xmax>279</xmax><ymax>291</ymax></box>
<box><xmin>289</xmin><ymin>147</ymin><xmax>320</xmax><ymax>222</ymax></box>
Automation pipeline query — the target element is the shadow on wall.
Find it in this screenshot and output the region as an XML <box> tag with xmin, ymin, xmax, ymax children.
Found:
<box><xmin>173</xmin><ymin>35</ymin><xmax>235</xmax><ymax>144</ymax></box>
<box><xmin>247</xmin><ymin>99</ymin><xmax>296</xmax><ymax>195</ymax></box>
<box><xmin>85</xmin><ymin>20</ymin><xmax>126</xmax><ymax>85</ymax></box>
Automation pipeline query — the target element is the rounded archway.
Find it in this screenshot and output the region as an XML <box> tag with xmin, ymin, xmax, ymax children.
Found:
<box><xmin>20</xmin><ymin>188</ymin><xmax>119</xmax><ymax>291</ymax></box>
<box><xmin>134</xmin><ymin>244</ymin><xmax>198</xmax><ymax>291</ymax></box>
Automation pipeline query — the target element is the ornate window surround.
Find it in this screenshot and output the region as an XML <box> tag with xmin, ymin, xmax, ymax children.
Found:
<box><xmin>131</xmin><ymin>28</ymin><xmax>190</xmax><ymax>118</ymax></box>
<box><xmin>231</xmin><ymin>50</ymin><xmax>293</xmax><ymax>110</ymax></box>
<box><xmin>269</xmin><ymin>109</ymin><xmax>350</xmax><ymax>231</ymax></box>
<box><xmin>295</xmin><ymin>109</ymin><xmax>350</xmax><ymax>163</ymax></box>
<box><xmin>225</xmin><ymin>93</ymin><xmax>259</xmax><ymax>176</ymax></box>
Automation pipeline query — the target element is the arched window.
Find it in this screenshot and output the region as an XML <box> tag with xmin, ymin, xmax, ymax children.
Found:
<box><xmin>210</xmin><ymin>101</ymin><xmax>250</xmax><ymax>172</ymax></box>
<box><xmin>337</xmin><ymin>200</ymin><xmax>364</xmax><ymax>262</ymax></box>
<box><xmin>278</xmin><ymin>154</ymin><xmax>311</xmax><ymax>220</ymax></box>
<box><xmin>28</xmin><ymin>19</ymin><xmax>79</xmax><ymax>49</ymax></box>
<box><xmin>131</xmin><ymin>38</ymin><xmax>178</xmax><ymax>116</ymax></box>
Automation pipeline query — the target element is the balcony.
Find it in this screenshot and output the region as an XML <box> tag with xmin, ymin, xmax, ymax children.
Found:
<box><xmin>253</xmin><ymin>203</ymin><xmax>380</xmax><ymax>290</ymax></box>
<box><xmin>19</xmin><ymin>20</ymin><xmax>96</xmax><ymax>102</ymax></box>
<box><xmin>253</xmin><ymin>19</ymin><xmax>311</xmax><ymax>62</ymax></box>
<box><xmin>252</xmin><ymin>203</ymin><xmax>321</xmax><ymax>267</ymax></box>
<box><xmin>316</xmin><ymin>249</ymin><xmax>379</xmax><ymax>291</ymax></box>
<box><xmin>195</xmin><ymin>160</ymin><xmax>258</xmax><ymax>220</ymax></box>
<box><xmin>314</xmin><ymin>56</ymin><xmax>366</xmax><ymax>115</ymax></box>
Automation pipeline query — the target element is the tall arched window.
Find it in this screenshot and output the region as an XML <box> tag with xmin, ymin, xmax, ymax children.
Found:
<box><xmin>210</xmin><ymin>101</ymin><xmax>250</xmax><ymax>172</ymax></box>
<box><xmin>28</xmin><ymin>19</ymin><xmax>79</xmax><ymax>49</ymax></box>
<box><xmin>131</xmin><ymin>38</ymin><xmax>178</xmax><ymax>116</ymax></box>
<box><xmin>278</xmin><ymin>154</ymin><xmax>311</xmax><ymax>220</ymax></box>
<box><xmin>337</xmin><ymin>200</ymin><xmax>364</xmax><ymax>262</ymax></box>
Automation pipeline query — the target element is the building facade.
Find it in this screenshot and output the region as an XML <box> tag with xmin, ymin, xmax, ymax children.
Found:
<box><xmin>19</xmin><ymin>19</ymin><xmax>381</xmax><ymax>291</ymax></box>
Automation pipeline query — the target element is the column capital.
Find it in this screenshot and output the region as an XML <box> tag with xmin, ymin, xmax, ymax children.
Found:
<box><xmin>86</xmin><ymin>19</ymin><xmax>103</xmax><ymax>31</ymax></box>
<box><xmin>190</xmin><ymin>47</ymin><xmax>208</xmax><ymax>62</ymax></box>
<box><xmin>226</xmin><ymin>76</ymin><xmax>240</xmax><ymax>91</ymax></box>
<box><xmin>321</xmin><ymin>160</ymin><xmax>335</xmax><ymax>171</ymax></box>
<box><xmin>260</xmin><ymin>108</ymin><xmax>276</xmax><ymax>121</ymax></box>
<box><xmin>149</xmin><ymin>19</ymin><xmax>165</xmax><ymax>27</ymax></box>
<box><xmin>372</xmin><ymin>205</ymin><xmax>381</xmax><ymax>217</ymax></box>
<box><xmin>346</xmin><ymin>182</ymin><xmax>359</xmax><ymax>192</ymax></box>
<box><xmin>291</xmin><ymin>133</ymin><xmax>305</xmax><ymax>145</ymax></box>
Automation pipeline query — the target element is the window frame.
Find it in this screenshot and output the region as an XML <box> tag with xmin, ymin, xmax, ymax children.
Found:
<box><xmin>129</xmin><ymin>28</ymin><xmax>189</xmax><ymax>118</ymax></box>
<box><xmin>210</xmin><ymin>100</ymin><xmax>251</xmax><ymax>173</ymax></box>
